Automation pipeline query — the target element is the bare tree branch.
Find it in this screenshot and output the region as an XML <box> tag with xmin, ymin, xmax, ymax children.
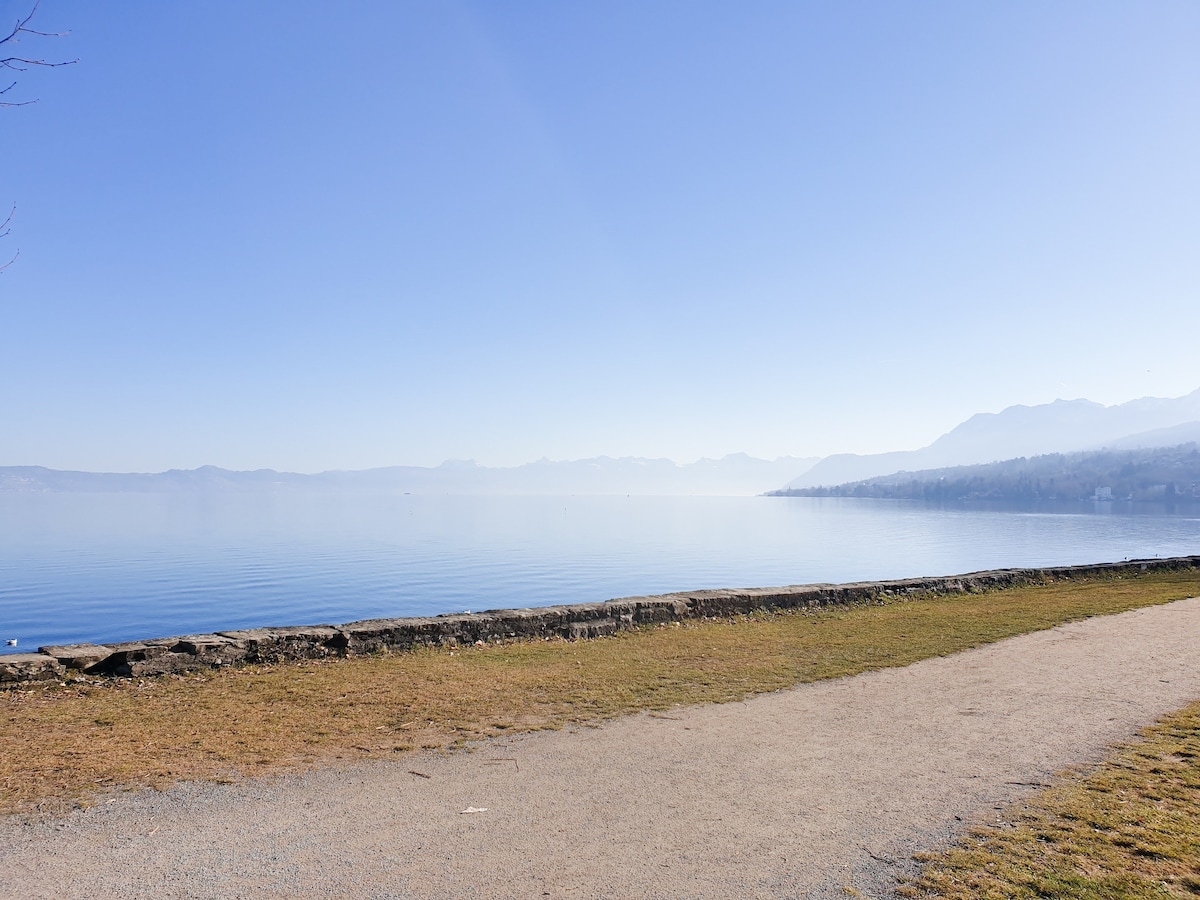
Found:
<box><xmin>2</xmin><ymin>4</ymin><xmax>73</xmax><ymax>274</ymax></box>
<box><xmin>0</xmin><ymin>0</ymin><xmax>76</xmax><ymax>108</ymax></box>
<box><xmin>2</xmin><ymin>0</ymin><xmax>69</xmax><ymax>45</ymax></box>
<box><xmin>2</xmin><ymin>5</ymin><xmax>74</xmax><ymax>273</ymax></box>
<box><xmin>0</xmin><ymin>205</ymin><xmax>17</xmax><ymax>273</ymax></box>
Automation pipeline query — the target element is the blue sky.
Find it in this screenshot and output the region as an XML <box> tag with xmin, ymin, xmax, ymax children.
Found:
<box><xmin>3</xmin><ymin>1</ymin><xmax>1198</xmax><ymax>472</ymax></box>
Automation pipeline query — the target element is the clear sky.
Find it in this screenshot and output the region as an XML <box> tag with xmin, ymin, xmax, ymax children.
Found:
<box><xmin>3</xmin><ymin>1</ymin><xmax>1198</xmax><ymax>473</ymax></box>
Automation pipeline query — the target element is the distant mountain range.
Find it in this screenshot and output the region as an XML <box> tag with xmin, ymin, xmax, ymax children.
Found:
<box><xmin>7</xmin><ymin>389</ymin><xmax>1200</xmax><ymax>497</ymax></box>
<box><xmin>770</xmin><ymin>443</ymin><xmax>1200</xmax><ymax>503</ymax></box>
<box><xmin>0</xmin><ymin>453</ymin><xmax>820</xmax><ymax>497</ymax></box>
<box><xmin>781</xmin><ymin>389</ymin><xmax>1200</xmax><ymax>490</ymax></box>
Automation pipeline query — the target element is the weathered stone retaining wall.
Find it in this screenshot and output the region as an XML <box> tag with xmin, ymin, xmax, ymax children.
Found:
<box><xmin>3</xmin><ymin>555</ymin><xmax>1198</xmax><ymax>686</ymax></box>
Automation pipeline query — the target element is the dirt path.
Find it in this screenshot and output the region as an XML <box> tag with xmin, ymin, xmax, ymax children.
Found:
<box><xmin>4</xmin><ymin>596</ymin><xmax>1200</xmax><ymax>899</ymax></box>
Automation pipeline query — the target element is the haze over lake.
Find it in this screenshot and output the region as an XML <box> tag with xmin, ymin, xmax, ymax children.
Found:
<box><xmin>3</xmin><ymin>492</ymin><xmax>1197</xmax><ymax>654</ymax></box>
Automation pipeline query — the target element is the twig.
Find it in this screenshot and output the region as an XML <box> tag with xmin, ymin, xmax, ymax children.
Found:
<box><xmin>483</xmin><ymin>757</ymin><xmax>520</xmax><ymax>772</ymax></box>
<box><xmin>0</xmin><ymin>1</ymin><xmax>77</xmax><ymax>109</ymax></box>
<box><xmin>860</xmin><ymin>845</ymin><xmax>898</xmax><ymax>865</ymax></box>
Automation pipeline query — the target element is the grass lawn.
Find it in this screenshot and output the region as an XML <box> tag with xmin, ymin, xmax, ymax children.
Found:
<box><xmin>2</xmin><ymin>567</ymin><xmax>1198</xmax><ymax>822</ymax></box>
<box><xmin>900</xmin><ymin>699</ymin><xmax>1200</xmax><ymax>899</ymax></box>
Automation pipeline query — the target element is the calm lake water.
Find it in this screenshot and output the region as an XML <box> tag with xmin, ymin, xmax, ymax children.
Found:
<box><xmin>1</xmin><ymin>492</ymin><xmax>1198</xmax><ymax>653</ymax></box>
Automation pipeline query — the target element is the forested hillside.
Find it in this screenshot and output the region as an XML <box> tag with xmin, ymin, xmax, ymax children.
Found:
<box><xmin>769</xmin><ymin>443</ymin><xmax>1200</xmax><ymax>503</ymax></box>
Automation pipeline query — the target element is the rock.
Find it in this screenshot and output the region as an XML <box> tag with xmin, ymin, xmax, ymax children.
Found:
<box><xmin>92</xmin><ymin>641</ymin><xmax>177</xmax><ymax>677</ymax></box>
<box><xmin>566</xmin><ymin>618</ymin><xmax>617</xmax><ymax>640</ymax></box>
<box><xmin>38</xmin><ymin>643</ymin><xmax>114</xmax><ymax>671</ymax></box>
<box><xmin>167</xmin><ymin>634</ymin><xmax>249</xmax><ymax>668</ymax></box>
<box><xmin>217</xmin><ymin>626</ymin><xmax>345</xmax><ymax>663</ymax></box>
<box><xmin>340</xmin><ymin>617</ymin><xmax>452</xmax><ymax>654</ymax></box>
<box><xmin>0</xmin><ymin>653</ymin><xmax>65</xmax><ymax>683</ymax></box>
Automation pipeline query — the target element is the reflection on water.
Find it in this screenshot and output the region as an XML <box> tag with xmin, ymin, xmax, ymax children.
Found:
<box><xmin>1</xmin><ymin>492</ymin><xmax>1197</xmax><ymax>652</ymax></box>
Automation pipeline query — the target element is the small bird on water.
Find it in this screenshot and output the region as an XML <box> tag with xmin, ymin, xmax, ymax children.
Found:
<box><xmin>5</xmin><ymin>639</ymin><xmax>16</xmax><ymax>646</ymax></box>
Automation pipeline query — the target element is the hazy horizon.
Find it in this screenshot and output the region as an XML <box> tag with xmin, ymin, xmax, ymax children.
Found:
<box><xmin>5</xmin><ymin>2</ymin><xmax>1199</xmax><ymax>472</ymax></box>
<box><xmin>5</xmin><ymin>385</ymin><xmax>1200</xmax><ymax>480</ymax></box>
<box><xmin>4</xmin><ymin>387</ymin><xmax>1200</xmax><ymax>477</ymax></box>
<box><xmin>4</xmin><ymin>451</ymin><xmax>818</xmax><ymax>476</ymax></box>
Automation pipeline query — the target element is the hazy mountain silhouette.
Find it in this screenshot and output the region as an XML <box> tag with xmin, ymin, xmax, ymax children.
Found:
<box><xmin>1101</xmin><ymin>420</ymin><xmax>1200</xmax><ymax>451</ymax></box>
<box><xmin>0</xmin><ymin>454</ymin><xmax>819</xmax><ymax>497</ymax></box>
<box><xmin>10</xmin><ymin>389</ymin><xmax>1200</xmax><ymax>496</ymax></box>
<box><xmin>783</xmin><ymin>389</ymin><xmax>1200</xmax><ymax>489</ymax></box>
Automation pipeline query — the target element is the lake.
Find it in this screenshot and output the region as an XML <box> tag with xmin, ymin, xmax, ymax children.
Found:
<box><xmin>1</xmin><ymin>492</ymin><xmax>1198</xmax><ymax>653</ymax></box>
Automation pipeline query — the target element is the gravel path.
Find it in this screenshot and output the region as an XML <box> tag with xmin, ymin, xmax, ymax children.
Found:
<box><xmin>4</xmin><ymin>597</ymin><xmax>1200</xmax><ymax>899</ymax></box>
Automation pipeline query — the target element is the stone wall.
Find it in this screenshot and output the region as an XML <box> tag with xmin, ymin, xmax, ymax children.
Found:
<box><xmin>3</xmin><ymin>555</ymin><xmax>1198</xmax><ymax>686</ymax></box>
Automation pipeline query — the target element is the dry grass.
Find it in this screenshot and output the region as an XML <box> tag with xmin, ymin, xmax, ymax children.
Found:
<box><xmin>2</xmin><ymin>568</ymin><xmax>1198</xmax><ymax>817</ymax></box>
<box><xmin>899</xmin><ymin>700</ymin><xmax>1200</xmax><ymax>899</ymax></box>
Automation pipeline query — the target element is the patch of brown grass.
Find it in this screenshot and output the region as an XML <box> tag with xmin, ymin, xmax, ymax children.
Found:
<box><xmin>2</xmin><ymin>568</ymin><xmax>1198</xmax><ymax>816</ymax></box>
<box><xmin>899</xmin><ymin>700</ymin><xmax>1200</xmax><ymax>899</ymax></box>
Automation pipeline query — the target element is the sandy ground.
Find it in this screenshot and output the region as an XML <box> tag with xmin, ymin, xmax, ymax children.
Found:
<box><xmin>3</xmin><ymin>597</ymin><xmax>1200</xmax><ymax>900</ymax></box>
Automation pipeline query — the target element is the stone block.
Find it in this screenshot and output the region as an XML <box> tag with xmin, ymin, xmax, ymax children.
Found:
<box><xmin>341</xmin><ymin>617</ymin><xmax>441</xmax><ymax>653</ymax></box>
<box><xmin>217</xmin><ymin>626</ymin><xmax>345</xmax><ymax>662</ymax></box>
<box><xmin>38</xmin><ymin>643</ymin><xmax>114</xmax><ymax>671</ymax></box>
<box><xmin>97</xmin><ymin>641</ymin><xmax>188</xmax><ymax>677</ymax></box>
<box><xmin>167</xmin><ymin>634</ymin><xmax>248</xmax><ymax>667</ymax></box>
<box><xmin>565</xmin><ymin>617</ymin><xmax>617</xmax><ymax>639</ymax></box>
<box><xmin>0</xmin><ymin>653</ymin><xmax>64</xmax><ymax>683</ymax></box>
